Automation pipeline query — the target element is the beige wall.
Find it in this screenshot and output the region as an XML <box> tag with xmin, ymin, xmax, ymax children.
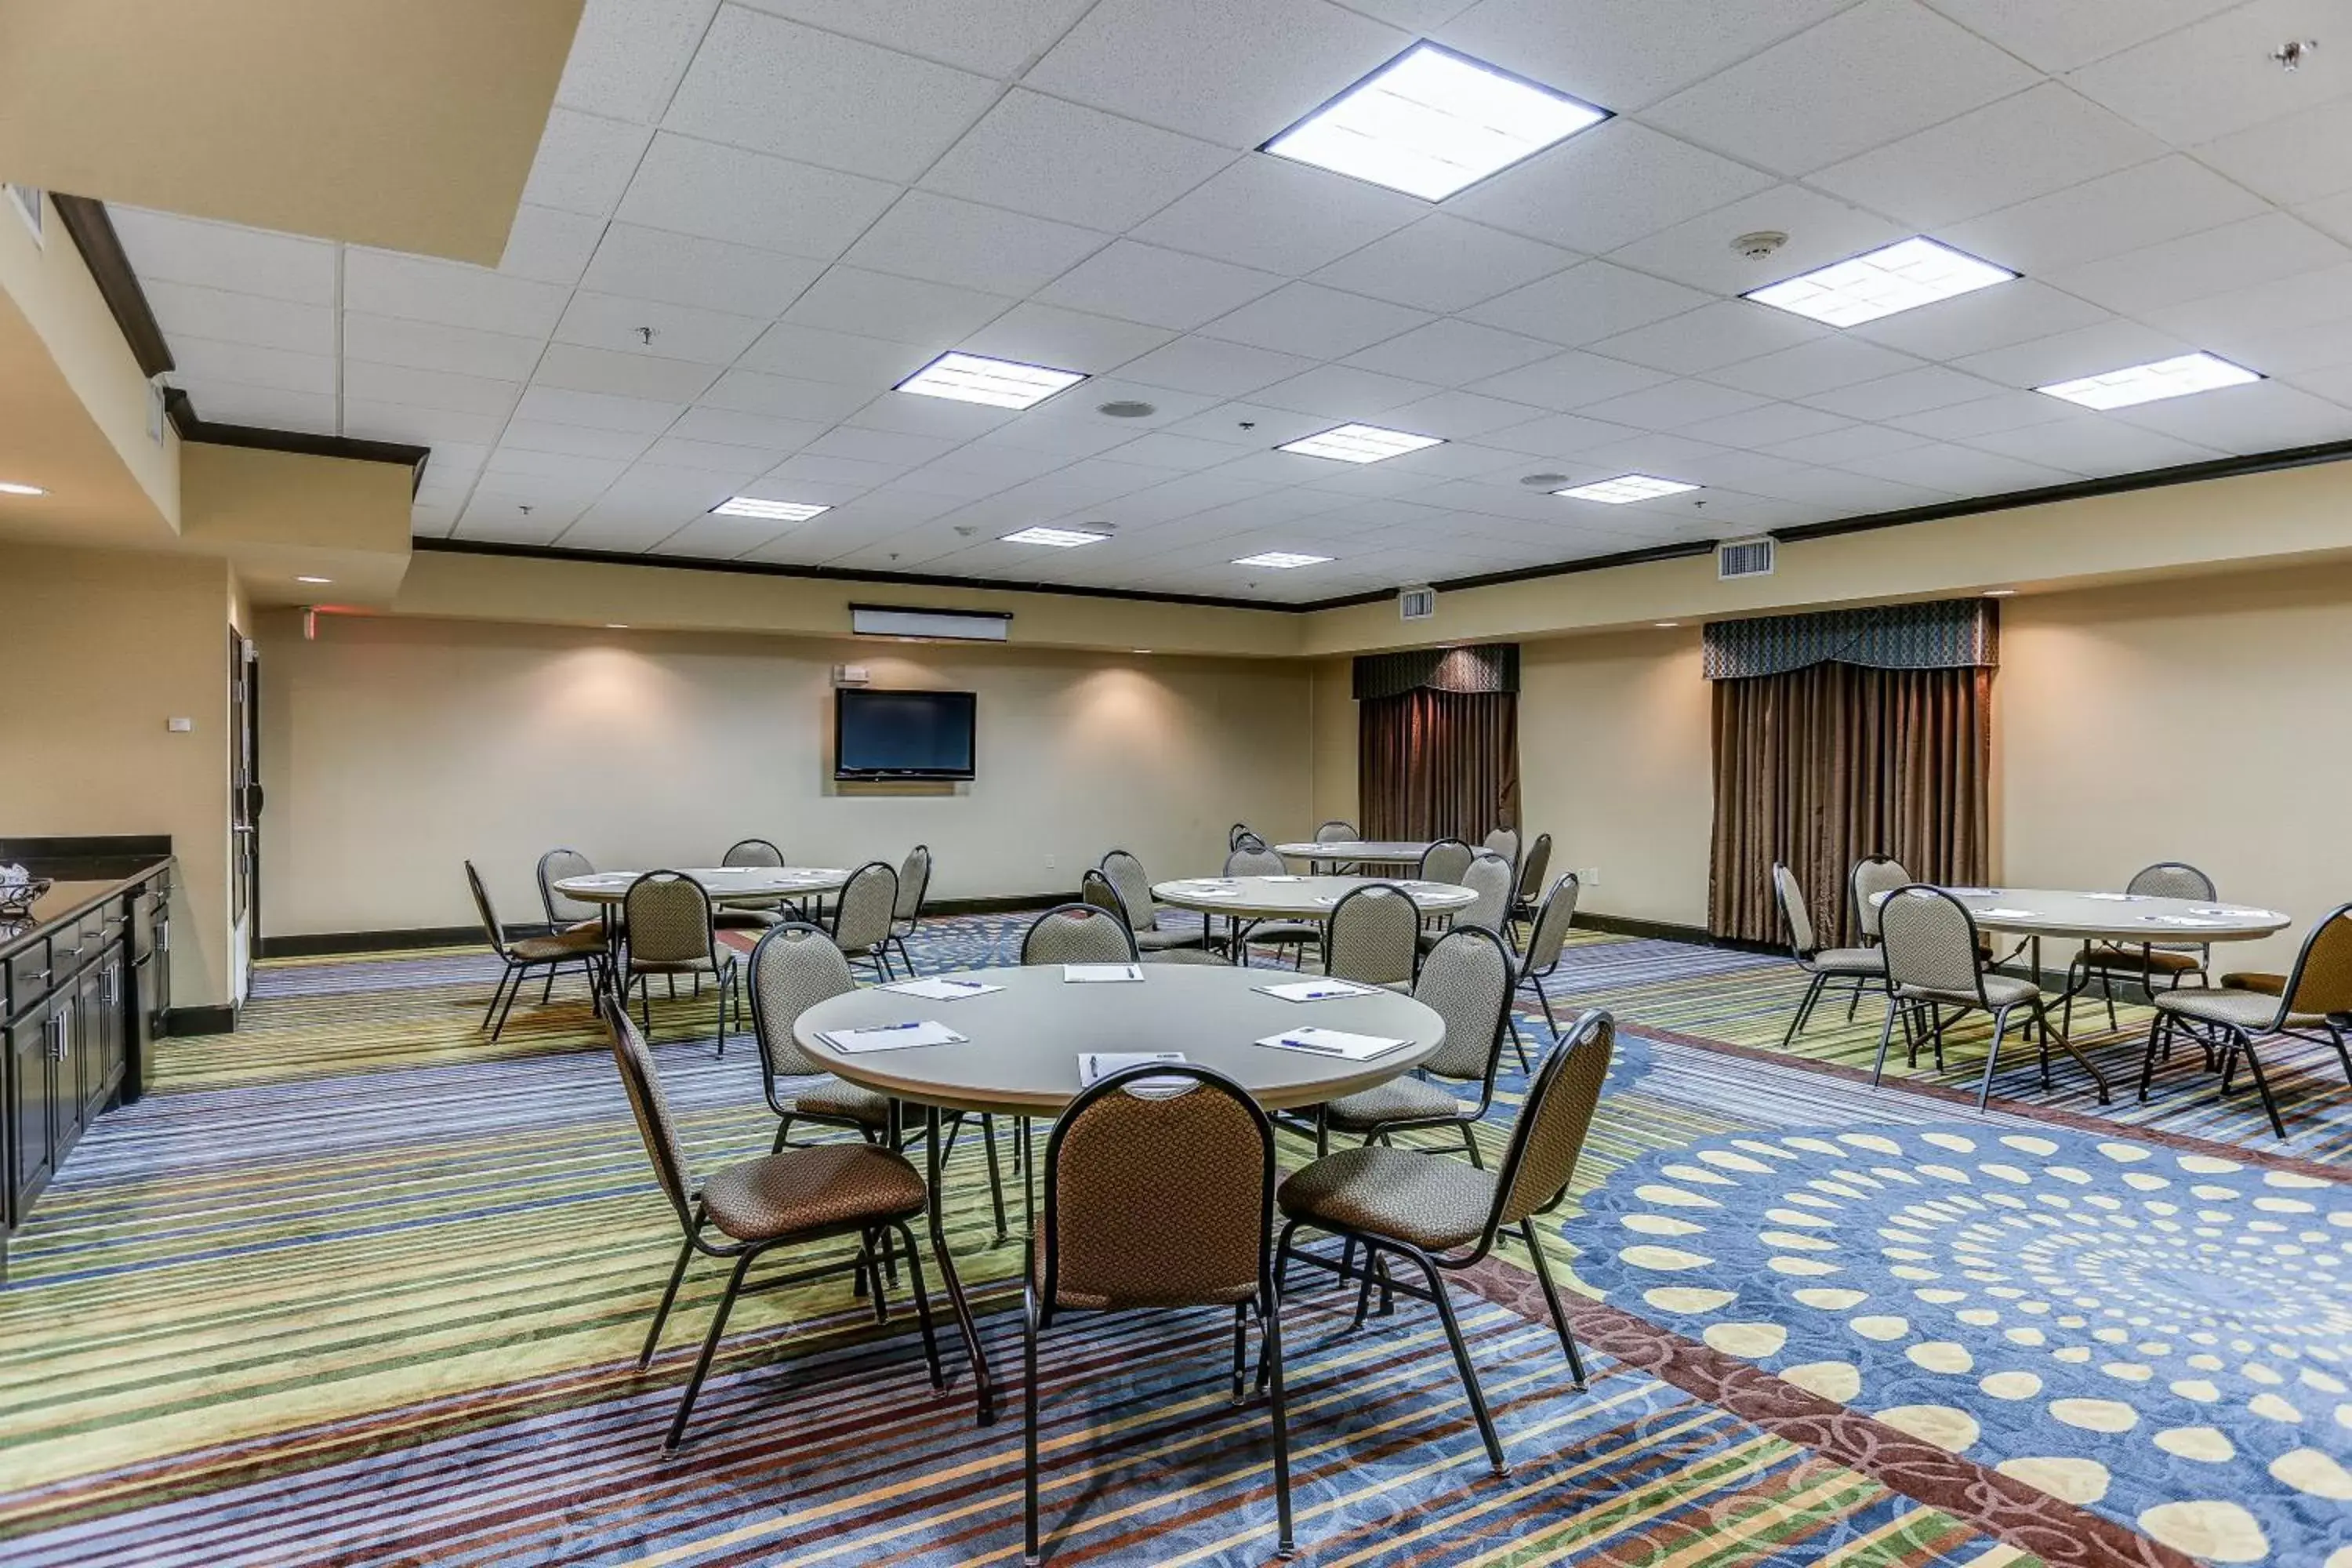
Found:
<box><xmin>0</xmin><ymin>543</ymin><xmax>234</xmax><ymax>1008</ymax></box>
<box><xmin>256</xmin><ymin>612</ymin><xmax>1317</xmax><ymax>936</ymax></box>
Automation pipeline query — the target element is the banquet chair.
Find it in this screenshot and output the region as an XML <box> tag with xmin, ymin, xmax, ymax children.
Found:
<box><xmin>1508</xmin><ymin>873</ymin><xmax>1581</xmax><ymax>1070</ymax></box>
<box><xmin>1482</xmin><ymin>826</ymin><xmax>1521</xmax><ymax>885</ymax></box>
<box><xmin>1419</xmin><ymin>839</ymin><xmax>1474</xmax><ymax>886</ymax></box>
<box><xmin>829</xmin><ymin>861</ymin><xmax>900</xmax><ymax>982</ymax></box>
<box><xmin>1873</xmin><ymin>885</ymin><xmax>2107</xmax><ymax>1109</ymax></box>
<box><xmin>1772</xmin><ymin>863</ymin><xmax>1887</xmax><ymax>1049</ymax></box>
<box><xmin>1420</xmin><ymin>851</ymin><xmax>1515</xmax><ymax>953</ymax></box>
<box><xmin>1224</xmin><ymin>841</ymin><xmax>1317</xmax><ymax>967</ymax></box>
<box><xmin>2142</xmin><ymin>902</ymin><xmax>2352</xmax><ymax>1138</ymax></box>
<box><xmin>604</xmin><ymin>999</ymin><xmax>941</xmax><ymax>1450</ymax></box>
<box><xmin>749</xmin><ymin>922</ymin><xmax>1007</xmax><ymax>1236</ymax></box>
<box><xmin>1025</xmin><ymin>1062</ymin><xmax>1291</xmax><ymax>1563</ymax></box>
<box><xmin>1509</xmin><ymin>832</ymin><xmax>1552</xmax><ymax>939</ymax></box>
<box><xmin>464</xmin><ymin>860</ymin><xmax>605</xmax><ymax>1039</ymax></box>
<box><xmin>538</xmin><ymin>847</ymin><xmax>602</xmax><ymax>934</ymax></box>
<box><xmin>886</xmin><ymin>844</ymin><xmax>931</xmax><ymax>976</ymax></box>
<box><xmin>2064</xmin><ymin>860</ymin><xmax>2217</xmax><ymax>1036</ymax></box>
<box><xmin>716</xmin><ymin>837</ymin><xmax>791</xmax><ymax>929</ymax></box>
<box><xmin>1323</xmin><ymin>883</ymin><xmax>1418</xmax><ymax>992</ymax></box>
<box><xmin>1022</xmin><ymin>902</ymin><xmax>1140</xmax><ymax>967</ymax></box>
<box><xmin>1080</xmin><ymin>867</ymin><xmax>1123</xmax><ymax>917</ymax></box>
<box><xmin>1229</xmin><ymin>822</ymin><xmax>1264</xmax><ymax>851</ymax></box>
<box><xmin>1846</xmin><ymin>855</ymin><xmax>1911</xmax><ymax>1020</ymax></box>
<box><xmin>1272</xmin><ymin>1008</ymin><xmax>1613</xmax><ymax>1477</ymax></box>
<box><xmin>1303</xmin><ymin>926</ymin><xmax>1515</xmax><ymax>1163</ymax></box>
<box><xmin>1315</xmin><ymin>818</ymin><xmax>1360</xmax><ymax>873</ymax></box>
<box><xmin>621</xmin><ymin>872</ymin><xmax>742</xmax><ymax>1054</ymax></box>
<box><xmin>1098</xmin><ymin>849</ymin><xmax>1207</xmax><ymax>955</ymax></box>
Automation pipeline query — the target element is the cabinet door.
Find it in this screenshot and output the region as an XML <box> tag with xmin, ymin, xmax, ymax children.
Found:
<box><xmin>56</xmin><ymin>983</ymin><xmax>89</xmax><ymax>1152</ymax></box>
<box><xmin>8</xmin><ymin>1005</ymin><xmax>56</xmax><ymax>1214</ymax></box>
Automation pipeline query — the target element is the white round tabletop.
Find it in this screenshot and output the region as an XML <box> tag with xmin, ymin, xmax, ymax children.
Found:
<box><xmin>1274</xmin><ymin>840</ymin><xmax>1432</xmax><ymax>865</ymax></box>
<box><xmin>1152</xmin><ymin>875</ymin><xmax>1479</xmax><ymax>921</ymax></box>
<box><xmin>1878</xmin><ymin>886</ymin><xmax>2291</xmax><ymax>944</ymax></box>
<box><xmin>554</xmin><ymin>866</ymin><xmax>852</xmax><ymax>905</ymax></box>
<box><xmin>793</xmin><ymin>963</ymin><xmax>1446</xmax><ymax>1116</ymax></box>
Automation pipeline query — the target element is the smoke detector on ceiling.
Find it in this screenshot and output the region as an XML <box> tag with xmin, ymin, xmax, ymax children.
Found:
<box><xmin>2271</xmin><ymin>38</ymin><xmax>2317</xmax><ymax>71</ymax></box>
<box><xmin>1731</xmin><ymin>230</ymin><xmax>1789</xmax><ymax>260</ymax></box>
<box><xmin>1097</xmin><ymin>400</ymin><xmax>1156</xmax><ymax>418</ymax></box>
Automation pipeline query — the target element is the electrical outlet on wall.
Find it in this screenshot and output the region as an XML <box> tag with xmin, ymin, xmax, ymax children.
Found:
<box><xmin>1580</xmin><ymin>866</ymin><xmax>1602</xmax><ymax>885</ymax></box>
<box><xmin>1044</xmin><ymin>852</ymin><xmax>1057</xmax><ymax>871</ymax></box>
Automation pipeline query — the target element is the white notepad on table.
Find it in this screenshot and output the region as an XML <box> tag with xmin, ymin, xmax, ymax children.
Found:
<box><xmin>1063</xmin><ymin>964</ymin><xmax>1143</xmax><ymax>983</ymax></box>
<box><xmin>1256</xmin><ymin>1026</ymin><xmax>1409</xmax><ymax>1062</ymax></box>
<box><xmin>1080</xmin><ymin>1051</ymin><xmax>1189</xmax><ymax>1094</ymax></box>
<box><xmin>877</xmin><ymin>976</ymin><xmax>1002</xmax><ymax>1000</ymax></box>
<box><xmin>818</xmin><ymin>1020</ymin><xmax>967</xmax><ymax>1053</ymax></box>
<box><xmin>1255</xmin><ymin>978</ymin><xmax>1375</xmax><ymax>1003</ymax></box>
<box><xmin>1979</xmin><ymin>908</ymin><xmax>2038</xmax><ymax>920</ymax></box>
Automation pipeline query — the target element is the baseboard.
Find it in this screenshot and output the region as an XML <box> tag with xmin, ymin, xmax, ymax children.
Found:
<box><xmin>165</xmin><ymin>1004</ymin><xmax>236</xmax><ymax>1036</ymax></box>
<box><xmin>259</xmin><ymin>897</ymin><xmax>1067</xmax><ymax>959</ymax></box>
<box><xmin>928</xmin><ymin>893</ymin><xmax>1068</xmax><ymax>916</ymax></box>
<box><xmin>1578</xmin><ymin>912</ymin><xmax>1729</xmax><ymax>948</ymax></box>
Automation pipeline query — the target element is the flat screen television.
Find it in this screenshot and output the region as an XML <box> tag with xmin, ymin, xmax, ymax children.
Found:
<box><xmin>834</xmin><ymin>688</ymin><xmax>977</xmax><ymax>781</ymax></box>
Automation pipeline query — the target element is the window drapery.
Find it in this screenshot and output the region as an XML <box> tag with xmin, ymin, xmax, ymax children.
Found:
<box><xmin>1359</xmin><ymin>688</ymin><xmax>1521</xmax><ymax>844</ymax></box>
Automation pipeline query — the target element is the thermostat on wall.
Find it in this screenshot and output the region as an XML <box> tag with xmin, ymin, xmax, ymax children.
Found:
<box><xmin>833</xmin><ymin>664</ymin><xmax>871</xmax><ymax>687</ymax></box>
<box><xmin>166</xmin><ymin>717</ymin><xmax>194</xmax><ymax>732</ymax></box>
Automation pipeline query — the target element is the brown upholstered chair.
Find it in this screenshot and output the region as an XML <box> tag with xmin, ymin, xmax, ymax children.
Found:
<box><xmin>886</xmin><ymin>844</ymin><xmax>932</xmax><ymax>975</ymax></box>
<box><xmin>465</xmin><ymin>860</ymin><xmax>605</xmax><ymax>1039</ymax></box>
<box><xmin>1020</xmin><ymin>902</ymin><xmax>1138</xmax><ymax>967</ymax></box>
<box><xmin>1099</xmin><ymin>848</ymin><xmax>1208</xmax><ymax>955</ymax></box>
<box><xmin>1509</xmin><ymin>831</ymin><xmax>1552</xmax><ymax>937</ymax></box>
<box><xmin>621</xmin><ymin>871</ymin><xmax>743</xmax><ymax>1054</ymax></box>
<box><xmin>829</xmin><ymin>860</ymin><xmax>899</xmax><ymax>982</ymax></box>
<box><xmin>1508</xmin><ymin>873</ymin><xmax>1581</xmax><ymax>1069</ymax></box>
<box><xmin>2064</xmin><ymin>861</ymin><xmax>2217</xmax><ymax>1035</ymax></box>
<box><xmin>1872</xmin><ymin>884</ymin><xmax>2107</xmax><ymax>1109</ymax></box>
<box><xmin>713</xmin><ymin>837</ymin><xmax>791</xmax><ymax>929</ymax></box>
<box><xmin>1224</xmin><ymin>841</ymin><xmax>1316</xmax><ymax>967</ymax></box>
<box><xmin>1273</xmin><ymin>1007</ymin><xmax>1615</xmax><ymax>1477</ymax></box>
<box><xmin>1304</xmin><ymin>925</ymin><xmax>1515</xmax><ymax>1163</ymax></box>
<box><xmin>1026</xmin><ymin>1062</ymin><xmax>1291</xmax><ymax>1563</ymax></box>
<box><xmin>536</xmin><ymin>846</ymin><xmax>603</xmax><ymax>934</ymax></box>
<box><xmin>747</xmin><ymin>921</ymin><xmax>1007</xmax><ymax>1236</ymax></box>
<box><xmin>2143</xmin><ymin>902</ymin><xmax>2352</xmax><ymax>1138</ymax></box>
<box><xmin>1417</xmin><ymin>849</ymin><xmax>1515</xmax><ymax>953</ymax></box>
<box><xmin>1773</xmin><ymin>862</ymin><xmax>1888</xmax><ymax>1049</ymax></box>
<box><xmin>1323</xmin><ymin>883</ymin><xmax>1419</xmax><ymax>991</ymax></box>
<box><xmin>1312</xmin><ymin>818</ymin><xmax>1362</xmax><ymax>875</ymax></box>
<box><xmin>1418</xmin><ymin>838</ymin><xmax>1474</xmax><ymax>885</ymax></box>
<box><xmin>604</xmin><ymin>999</ymin><xmax>940</xmax><ymax>1450</ymax></box>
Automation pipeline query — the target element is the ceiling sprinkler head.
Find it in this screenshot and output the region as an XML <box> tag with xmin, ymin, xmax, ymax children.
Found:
<box><xmin>635</xmin><ymin>325</ymin><xmax>656</xmax><ymax>345</ymax></box>
<box><xmin>1731</xmin><ymin>230</ymin><xmax>1790</xmax><ymax>260</ymax></box>
<box><xmin>2272</xmin><ymin>38</ymin><xmax>2317</xmax><ymax>71</ymax></box>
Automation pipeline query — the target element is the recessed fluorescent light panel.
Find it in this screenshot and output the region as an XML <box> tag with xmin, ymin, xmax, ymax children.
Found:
<box><xmin>1233</xmin><ymin>552</ymin><xmax>1332</xmax><ymax>569</ymax></box>
<box><xmin>712</xmin><ymin>496</ymin><xmax>830</xmax><ymax>521</ymax></box>
<box><xmin>1745</xmin><ymin>237</ymin><xmax>2016</xmax><ymax>327</ymax></box>
<box><xmin>1262</xmin><ymin>42</ymin><xmax>1609</xmax><ymax>201</ymax></box>
<box><xmin>1554</xmin><ymin>474</ymin><xmax>1699</xmax><ymax>504</ymax></box>
<box><xmin>1001</xmin><ymin>527</ymin><xmax>1110</xmax><ymax>548</ymax></box>
<box><xmin>2035</xmin><ymin>351</ymin><xmax>2262</xmax><ymax>411</ymax></box>
<box><xmin>1277</xmin><ymin>423</ymin><xmax>1444</xmax><ymax>464</ymax></box>
<box><xmin>898</xmin><ymin>351</ymin><xmax>1086</xmax><ymax>410</ymax></box>
<box><xmin>0</xmin><ymin>481</ymin><xmax>46</xmax><ymax>496</ymax></box>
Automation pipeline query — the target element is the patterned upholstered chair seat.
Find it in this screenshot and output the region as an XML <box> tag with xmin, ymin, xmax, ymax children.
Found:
<box><xmin>1142</xmin><ymin>948</ymin><xmax>1225</xmax><ymax>966</ymax></box>
<box><xmin>789</xmin><ymin>1077</ymin><xmax>903</xmax><ymax>1127</ymax></box>
<box><xmin>1134</xmin><ymin>925</ymin><xmax>1207</xmax><ymax>953</ymax></box>
<box><xmin>1243</xmin><ymin>920</ymin><xmax>1322</xmax><ymax>948</ymax></box>
<box><xmin>1278</xmin><ymin>1144</ymin><xmax>1498</xmax><ymax>1253</ymax></box>
<box><xmin>2221</xmin><ymin>971</ymin><xmax>2285</xmax><ymax>996</ymax></box>
<box><xmin>2082</xmin><ymin>943</ymin><xmax>2203</xmax><ymax>975</ymax></box>
<box><xmin>713</xmin><ymin>907</ymin><xmax>782</xmax><ymax>931</ymax></box>
<box><xmin>1809</xmin><ymin>945</ymin><xmax>1886</xmax><ymax>977</ymax></box>
<box><xmin>2154</xmin><ymin>987</ymin><xmax>2329</xmax><ymax>1031</ymax></box>
<box><xmin>698</xmin><ymin>1142</ymin><xmax>927</xmax><ymax>1243</ymax></box>
<box><xmin>1320</xmin><ymin>1075</ymin><xmax>1466</xmax><ymax>1131</ymax></box>
<box><xmin>509</xmin><ymin>926</ymin><xmax>608</xmax><ymax>964</ymax></box>
<box><xmin>1899</xmin><ymin>971</ymin><xmax>2037</xmax><ymax>1010</ymax></box>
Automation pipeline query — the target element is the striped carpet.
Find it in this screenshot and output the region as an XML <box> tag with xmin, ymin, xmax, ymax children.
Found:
<box><xmin>10</xmin><ymin>913</ymin><xmax>2332</xmax><ymax>1564</ymax></box>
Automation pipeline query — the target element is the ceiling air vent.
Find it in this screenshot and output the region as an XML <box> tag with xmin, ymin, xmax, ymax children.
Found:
<box><xmin>1716</xmin><ymin>536</ymin><xmax>1775</xmax><ymax>580</ymax></box>
<box><xmin>1399</xmin><ymin>585</ymin><xmax>1436</xmax><ymax>621</ymax></box>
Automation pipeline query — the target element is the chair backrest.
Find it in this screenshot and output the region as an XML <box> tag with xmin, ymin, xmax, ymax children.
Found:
<box><xmin>1456</xmin><ymin>851</ymin><xmax>1516</xmax><ymax>931</ymax></box>
<box><xmin>2127</xmin><ymin>861</ymin><xmax>2216</xmax><ymax>901</ymax></box>
<box><xmin>1314</xmin><ymin>819</ymin><xmax>1358</xmax><ymax>843</ymax></box>
<box><xmin>1098</xmin><ymin>849</ymin><xmax>1158</xmax><ymax>932</ymax></box>
<box><xmin>1492</xmin><ymin>1008</ymin><xmax>1615</xmax><ymax>1229</ymax></box>
<box><xmin>1483</xmin><ymin>826</ymin><xmax>1520</xmax><ymax>867</ymax></box>
<box><xmin>539</xmin><ymin>848</ymin><xmax>598</xmax><ymax>926</ymax></box>
<box><xmin>724</xmin><ymin>838</ymin><xmax>786</xmax><ymax>869</ymax></box>
<box><xmin>1041</xmin><ymin>1063</ymin><xmax>1272</xmax><ymax>1310</ymax></box>
<box><xmin>1771</xmin><ymin>863</ymin><xmax>1817</xmax><ymax>958</ymax></box>
<box><xmin>1224</xmin><ymin>842</ymin><xmax>1285</xmax><ymax>877</ymax></box>
<box><xmin>1022</xmin><ymin>902</ymin><xmax>1140</xmax><ymax>965</ymax></box>
<box><xmin>1521</xmin><ymin>872</ymin><xmax>1581</xmax><ymax>972</ymax></box>
<box><xmin>1419</xmin><ymin>838</ymin><xmax>1474</xmax><ymax>884</ymax></box>
<box><xmin>1079</xmin><ymin>868</ymin><xmax>1127</xmax><ymax>920</ymax></box>
<box><xmin>1228</xmin><ymin>822</ymin><xmax>1261</xmax><ymax>851</ymax></box>
<box><xmin>746</xmin><ymin>921</ymin><xmax>854</xmax><ymax>1081</ymax></box>
<box><xmin>829</xmin><ymin>861</ymin><xmax>898</xmax><ymax>952</ymax></box>
<box><xmin>624</xmin><ymin>872</ymin><xmax>717</xmax><ymax>966</ymax></box>
<box><xmin>1517</xmin><ymin>833</ymin><xmax>1553</xmax><ymax>901</ymax></box>
<box><xmin>1325</xmin><ymin>884</ymin><xmax>1419</xmax><ymax>987</ymax></box>
<box><xmin>2280</xmin><ymin>902</ymin><xmax>2352</xmax><ymax>1022</ymax></box>
<box><xmin>1414</xmin><ymin>925</ymin><xmax>1515</xmax><ymax>1083</ymax></box>
<box><xmin>463</xmin><ymin>860</ymin><xmax>512</xmax><ymax>960</ymax></box>
<box><xmin>601</xmin><ymin>998</ymin><xmax>695</xmax><ymax>1232</ymax></box>
<box><xmin>1878</xmin><ymin>885</ymin><xmax>1988</xmax><ymax>1001</ymax></box>
<box><xmin>1850</xmin><ymin>855</ymin><xmax>1910</xmax><ymax>941</ymax></box>
<box><xmin>895</xmin><ymin>844</ymin><xmax>932</xmax><ymax>920</ymax></box>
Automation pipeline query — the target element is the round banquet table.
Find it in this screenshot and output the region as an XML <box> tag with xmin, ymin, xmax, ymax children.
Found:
<box><xmin>1152</xmin><ymin>874</ymin><xmax>1477</xmax><ymax>922</ymax></box>
<box><xmin>553</xmin><ymin>866</ymin><xmax>851</xmax><ymax>906</ymax></box>
<box><xmin>793</xmin><ymin>961</ymin><xmax>1446</xmax><ymax>1424</ymax></box>
<box><xmin>1274</xmin><ymin>840</ymin><xmax>1432</xmax><ymax>869</ymax></box>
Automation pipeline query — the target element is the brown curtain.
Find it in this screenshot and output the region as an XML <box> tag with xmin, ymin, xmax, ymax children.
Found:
<box><xmin>1360</xmin><ymin>688</ymin><xmax>1521</xmax><ymax>843</ymax></box>
<box><xmin>1708</xmin><ymin>662</ymin><xmax>1991</xmax><ymax>946</ymax></box>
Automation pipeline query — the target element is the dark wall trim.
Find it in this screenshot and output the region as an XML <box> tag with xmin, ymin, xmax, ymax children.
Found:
<box><xmin>50</xmin><ymin>194</ymin><xmax>174</xmax><ymax>377</ymax></box>
<box><xmin>177</xmin><ymin>413</ymin><xmax>431</xmax><ymax>493</ymax></box>
<box><xmin>1578</xmin><ymin>911</ymin><xmax>1738</xmax><ymax>949</ymax></box>
<box><xmin>165</xmin><ymin>1004</ymin><xmax>236</xmax><ymax>1037</ymax></box>
<box><xmin>412</xmin><ymin>537</ymin><xmax>1283</xmax><ymax>612</ymax></box>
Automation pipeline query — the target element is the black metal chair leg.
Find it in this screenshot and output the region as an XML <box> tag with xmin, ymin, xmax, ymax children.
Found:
<box><xmin>982</xmin><ymin>1113</ymin><xmax>1007</xmax><ymax>1243</ymax></box>
<box><xmin>1505</xmin><ymin>1014</ymin><xmax>1530</xmax><ymax>1073</ymax></box>
<box><xmin>2236</xmin><ymin>1035</ymin><xmax>2288</xmax><ymax>1138</ymax></box>
<box><xmin>1023</xmin><ymin>1296</ymin><xmax>1043</xmax><ymax>1566</ymax></box>
<box><xmin>1406</xmin><ymin>1246</ymin><xmax>1508</xmax><ymax>1475</ymax></box>
<box><xmin>1458</xmin><ymin>1121</ymin><xmax>1485</xmax><ymax>1170</ymax></box>
<box><xmin>2137</xmin><ymin>1013</ymin><xmax>2166</xmax><ymax>1101</ymax></box>
<box><xmin>1869</xmin><ymin>996</ymin><xmax>1900</xmax><ymax>1087</ymax></box>
<box><xmin>1782</xmin><ymin>972</ymin><xmax>1825</xmax><ymax>1051</ymax></box>
<box><xmin>479</xmin><ymin>964</ymin><xmax>513</xmax><ymax>1032</ymax></box>
<box><xmin>665</xmin><ymin>1250</ymin><xmax>755</xmax><ymax>1450</ymax></box>
<box><xmin>1974</xmin><ymin>1006</ymin><xmax>2011</xmax><ymax>1109</ymax></box>
<box><xmin>1518</xmin><ymin>1218</ymin><xmax>1587</xmax><ymax>1388</ymax></box>
<box><xmin>1264</xmin><ymin>1288</ymin><xmax>1297</xmax><ymax>1559</ymax></box>
<box><xmin>1229</xmin><ymin>1302</ymin><xmax>1248</xmax><ymax>1404</ymax></box>
<box><xmin>891</xmin><ymin>1221</ymin><xmax>945</xmax><ymax>1389</ymax></box>
<box><xmin>639</xmin><ymin>1229</ymin><xmax>698</xmax><ymax>1367</ymax></box>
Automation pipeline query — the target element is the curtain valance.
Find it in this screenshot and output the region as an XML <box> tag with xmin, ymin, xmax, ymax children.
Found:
<box><xmin>1352</xmin><ymin>643</ymin><xmax>1519</xmax><ymax>701</ymax></box>
<box><xmin>1703</xmin><ymin>599</ymin><xmax>1998</xmax><ymax>681</ymax></box>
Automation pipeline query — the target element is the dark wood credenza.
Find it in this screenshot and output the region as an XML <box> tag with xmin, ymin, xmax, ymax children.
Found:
<box><xmin>2</xmin><ymin>837</ymin><xmax>175</xmax><ymax>1283</ymax></box>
